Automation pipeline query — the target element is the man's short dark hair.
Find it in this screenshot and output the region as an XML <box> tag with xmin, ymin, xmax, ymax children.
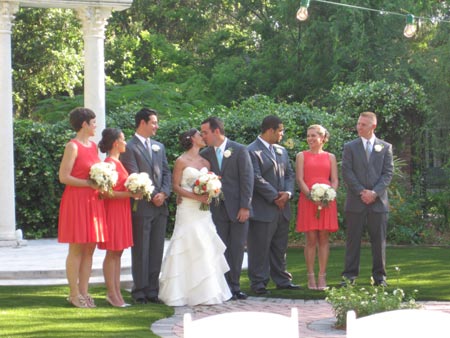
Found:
<box><xmin>135</xmin><ymin>108</ymin><xmax>158</xmax><ymax>129</ymax></box>
<box><xmin>201</xmin><ymin>116</ymin><xmax>225</xmax><ymax>135</ymax></box>
<box><xmin>261</xmin><ymin>115</ymin><xmax>282</xmax><ymax>133</ymax></box>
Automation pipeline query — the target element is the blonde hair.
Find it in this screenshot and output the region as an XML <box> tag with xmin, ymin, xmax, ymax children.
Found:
<box><xmin>360</xmin><ymin>111</ymin><xmax>377</xmax><ymax>125</ymax></box>
<box><xmin>308</xmin><ymin>124</ymin><xmax>330</xmax><ymax>143</ymax></box>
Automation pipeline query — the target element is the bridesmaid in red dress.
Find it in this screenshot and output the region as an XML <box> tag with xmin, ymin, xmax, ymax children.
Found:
<box><xmin>98</xmin><ymin>128</ymin><xmax>139</xmax><ymax>307</ymax></box>
<box><xmin>58</xmin><ymin>107</ymin><xmax>108</xmax><ymax>308</ymax></box>
<box><xmin>295</xmin><ymin>124</ymin><xmax>338</xmax><ymax>290</ymax></box>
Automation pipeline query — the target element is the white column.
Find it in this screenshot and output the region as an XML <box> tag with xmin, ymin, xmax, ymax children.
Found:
<box><xmin>76</xmin><ymin>6</ymin><xmax>112</xmax><ymax>144</ymax></box>
<box><xmin>0</xmin><ymin>1</ymin><xmax>19</xmax><ymax>246</ymax></box>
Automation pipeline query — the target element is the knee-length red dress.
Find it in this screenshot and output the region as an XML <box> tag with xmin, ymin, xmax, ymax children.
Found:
<box><xmin>98</xmin><ymin>157</ymin><xmax>133</xmax><ymax>251</ymax></box>
<box><xmin>296</xmin><ymin>151</ymin><xmax>338</xmax><ymax>232</ymax></box>
<box><xmin>58</xmin><ymin>139</ymin><xmax>108</xmax><ymax>243</ymax></box>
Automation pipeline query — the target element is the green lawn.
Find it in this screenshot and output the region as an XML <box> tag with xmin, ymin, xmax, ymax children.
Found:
<box><xmin>0</xmin><ymin>246</ymin><xmax>448</xmax><ymax>337</ymax></box>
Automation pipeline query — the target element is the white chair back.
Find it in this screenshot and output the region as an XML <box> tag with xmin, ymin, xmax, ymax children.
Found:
<box><xmin>347</xmin><ymin>309</ymin><xmax>450</xmax><ymax>338</ymax></box>
<box><xmin>184</xmin><ymin>307</ymin><xmax>299</xmax><ymax>338</ymax></box>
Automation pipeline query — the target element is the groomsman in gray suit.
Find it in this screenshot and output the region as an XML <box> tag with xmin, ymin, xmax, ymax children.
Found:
<box><xmin>200</xmin><ymin>117</ymin><xmax>254</xmax><ymax>300</ymax></box>
<box><xmin>120</xmin><ymin>108</ymin><xmax>171</xmax><ymax>304</ymax></box>
<box><xmin>342</xmin><ymin>111</ymin><xmax>393</xmax><ymax>287</ymax></box>
<box><xmin>247</xmin><ymin>115</ymin><xmax>300</xmax><ymax>295</ymax></box>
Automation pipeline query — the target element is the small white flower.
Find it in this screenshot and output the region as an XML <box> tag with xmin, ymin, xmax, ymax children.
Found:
<box><xmin>275</xmin><ymin>147</ymin><xmax>283</xmax><ymax>155</ymax></box>
<box><xmin>223</xmin><ymin>149</ymin><xmax>232</xmax><ymax>158</ymax></box>
<box><xmin>151</xmin><ymin>144</ymin><xmax>160</xmax><ymax>152</ymax></box>
<box><xmin>374</xmin><ymin>144</ymin><xmax>384</xmax><ymax>152</ymax></box>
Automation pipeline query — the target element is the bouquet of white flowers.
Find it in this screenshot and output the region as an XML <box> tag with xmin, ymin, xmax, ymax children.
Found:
<box><xmin>89</xmin><ymin>162</ymin><xmax>118</xmax><ymax>197</ymax></box>
<box><xmin>125</xmin><ymin>172</ymin><xmax>155</xmax><ymax>211</ymax></box>
<box><xmin>309</xmin><ymin>183</ymin><xmax>337</xmax><ymax>219</ymax></box>
<box><xmin>193</xmin><ymin>171</ymin><xmax>224</xmax><ymax>211</ymax></box>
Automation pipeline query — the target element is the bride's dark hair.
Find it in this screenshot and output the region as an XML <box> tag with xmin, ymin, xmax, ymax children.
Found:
<box><xmin>179</xmin><ymin>128</ymin><xmax>199</xmax><ymax>150</ymax></box>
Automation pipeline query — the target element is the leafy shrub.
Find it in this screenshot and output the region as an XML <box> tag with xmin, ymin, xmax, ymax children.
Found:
<box><xmin>14</xmin><ymin>119</ymin><xmax>72</xmax><ymax>238</ymax></box>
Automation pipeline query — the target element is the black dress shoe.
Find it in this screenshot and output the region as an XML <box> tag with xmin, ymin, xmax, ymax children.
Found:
<box><xmin>276</xmin><ymin>283</ymin><xmax>301</xmax><ymax>290</ymax></box>
<box><xmin>133</xmin><ymin>297</ymin><xmax>148</xmax><ymax>304</ymax></box>
<box><xmin>253</xmin><ymin>287</ymin><xmax>269</xmax><ymax>295</ymax></box>
<box><xmin>340</xmin><ymin>277</ymin><xmax>356</xmax><ymax>287</ymax></box>
<box><xmin>147</xmin><ymin>296</ymin><xmax>163</xmax><ymax>304</ymax></box>
<box><xmin>375</xmin><ymin>280</ymin><xmax>388</xmax><ymax>287</ymax></box>
<box><xmin>231</xmin><ymin>291</ymin><xmax>248</xmax><ymax>300</ymax></box>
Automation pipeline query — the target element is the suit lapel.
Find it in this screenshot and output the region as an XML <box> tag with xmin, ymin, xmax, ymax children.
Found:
<box><xmin>357</xmin><ymin>139</ymin><xmax>370</xmax><ymax>166</ymax></box>
<box><xmin>220</xmin><ymin>141</ymin><xmax>230</xmax><ymax>173</ymax></box>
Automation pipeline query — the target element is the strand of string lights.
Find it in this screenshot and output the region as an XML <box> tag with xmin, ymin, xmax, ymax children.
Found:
<box><xmin>296</xmin><ymin>0</ymin><xmax>450</xmax><ymax>38</ymax></box>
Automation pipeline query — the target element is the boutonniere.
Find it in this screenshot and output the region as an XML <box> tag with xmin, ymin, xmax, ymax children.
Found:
<box><xmin>223</xmin><ymin>148</ymin><xmax>233</xmax><ymax>158</ymax></box>
<box><xmin>151</xmin><ymin>144</ymin><xmax>160</xmax><ymax>152</ymax></box>
<box><xmin>374</xmin><ymin>144</ymin><xmax>384</xmax><ymax>152</ymax></box>
<box><xmin>275</xmin><ymin>147</ymin><xmax>283</xmax><ymax>155</ymax></box>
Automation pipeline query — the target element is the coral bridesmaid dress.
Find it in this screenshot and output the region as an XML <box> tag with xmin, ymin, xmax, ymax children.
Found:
<box><xmin>58</xmin><ymin>139</ymin><xmax>108</xmax><ymax>243</ymax></box>
<box><xmin>296</xmin><ymin>151</ymin><xmax>338</xmax><ymax>232</ymax></box>
<box><xmin>98</xmin><ymin>157</ymin><xmax>133</xmax><ymax>251</ymax></box>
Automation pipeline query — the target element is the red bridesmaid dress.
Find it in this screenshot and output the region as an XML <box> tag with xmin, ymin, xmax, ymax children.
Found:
<box><xmin>98</xmin><ymin>157</ymin><xmax>133</xmax><ymax>251</ymax></box>
<box><xmin>58</xmin><ymin>139</ymin><xmax>108</xmax><ymax>243</ymax></box>
<box><xmin>296</xmin><ymin>151</ymin><xmax>338</xmax><ymax>232</ymax></box>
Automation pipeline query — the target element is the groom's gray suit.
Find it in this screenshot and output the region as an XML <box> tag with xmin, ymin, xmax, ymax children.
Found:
<box><xmin>247</xmin><ymin>138</ymin><xmax>295</xmax><ymax>290</ymax></box>
<box><xmin>342</xmin><ymin>136</ymin><xmax>393</xmax><ymax>282</ymax></box>
<box><xmin>121</xmin><ymin>135</ymin><xmax>171</xmax><ymax>300</ymax></box>
<box><xmin>201</xmin><ymin>139</ymin><xmax>254</xmax><ymax>292</ymax></box>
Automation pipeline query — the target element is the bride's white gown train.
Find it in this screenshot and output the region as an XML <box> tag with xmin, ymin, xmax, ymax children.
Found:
<box><xmin>159</xmin><ymin>167</ymin><xmax>232</xmax><ymax>306</ymax></box>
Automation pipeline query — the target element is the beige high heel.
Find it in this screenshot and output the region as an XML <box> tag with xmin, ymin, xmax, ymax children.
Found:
<box><xmin>307</xmin><ymin>273</ymin><xmax>317</xmax><ymax>290</ymax></box>
<box><xmin>67</xmin><ymin>294</ymin><xmax>89</xmax><ymax>308</ymax></box>
<box><xmin>83</xmin><ymin>294</ymin><xmax>96</xmax><ymax>308</ymax></box>
<box><xmin>317</xmin><ymin>273</ymin><xmax>327</xmax><ymax>290</ymax></box>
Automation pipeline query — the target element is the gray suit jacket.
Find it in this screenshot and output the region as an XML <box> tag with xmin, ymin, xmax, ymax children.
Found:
<box><xmin>342</xmin><ymin>137</ymin><xmax>393</xmax><ymax>213</ymax></box>
<box><xmin>201</xmin><ymin>139</ymin><xmax>254</xmax><ymax>221</ymax></box>
<box><xmin>247</xmin><ymin>139</ymin><xmax>294</xmax><ymax>222</ymax></box>
<box><xmin>120</xmin><ymin>135</ymin><xmax>171</xmax><ymax>216</ymax></box>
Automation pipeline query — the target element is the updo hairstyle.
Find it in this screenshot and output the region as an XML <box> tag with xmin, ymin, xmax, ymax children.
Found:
<box><xmin>179</xmin><ymin>128</ymin><xmax>199</xmax><ymax>151</ymax></box>
<box><xmin>308</xmin><ymin>124</ymin><xmax>330</xmax><ymax>143</ymax></box>
<box><xmin>99</xmin><ymin>128</ymin><xmax>122</xmax><ymax>153</ymax></box>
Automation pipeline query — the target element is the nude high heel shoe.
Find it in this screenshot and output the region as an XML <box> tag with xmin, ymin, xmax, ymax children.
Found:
<box><xmin>307</xmin><ymin>273</ymin><xmax>317</xmax><ymax>290</ymax></box>
<box><xmin>317</xmin><ymin>273</ymin><xmax>327</xmax><ymax>290</ymax></box>
<box><xmin>67</xmin><ymin>294</ymin><xmax>89</xmax><ymax>308</ymax></box>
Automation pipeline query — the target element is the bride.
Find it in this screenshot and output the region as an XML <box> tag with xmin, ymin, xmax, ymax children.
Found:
<box><xmin>159</xmin><ymin>128</ymin><xmax>232</xmax><ymax>306</ymax></box>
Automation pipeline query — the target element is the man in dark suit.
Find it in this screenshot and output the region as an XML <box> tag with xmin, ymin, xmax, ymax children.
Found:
<box><xmin>342</xmin><ymin>111</ymin><xmax>394</xmax><ymax>286</ymax></box>
<box><xmin>120</xmin><ymin>108</ymin><xmax>171</xmax><ymax>304</ymax></box>
<box><xmin>200</xmin><ymin>117</ymin><xmax>254</xmax><ymax>300</ymax></box>
<box><xmin>247</xmin><ymin>115</ymin><xmax>299</xmax><ymax>295</ymax></box>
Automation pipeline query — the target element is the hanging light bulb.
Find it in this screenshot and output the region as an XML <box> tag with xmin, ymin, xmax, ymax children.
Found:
<box><xmin>296</xmin><ymin>0</ymin><xmax>310</xmax><ymax>21</ymax></box>
<box><xmin>403</xmin><ymin>14</ymin><xmax>417</xmax><ymax>38</ymax></box>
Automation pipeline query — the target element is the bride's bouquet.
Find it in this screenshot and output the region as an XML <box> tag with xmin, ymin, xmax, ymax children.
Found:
<box><xmin>193</xmin><ymin>171</ymin><xmax>224</xmax><ymax>211</ymax></box>
<box><xmin>309</xmin><ymin>183</ymin><xmax>336</xmax><ymax>219</ymax></box>
<box><xmin>89</xmin><ymin>162</ymin><xmax>118</xmax><ymax>197</ymax></box>
<box><xmin>125</xmin><ymin>172</ymin><xmax>155</xmax><ymax>211</ymax></box>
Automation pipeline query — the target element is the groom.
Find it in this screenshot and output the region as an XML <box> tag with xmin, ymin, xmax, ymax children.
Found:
<box><xmin>120</xmin><ymin>108</ymin><xmax>172</xmax><ymax>304</ymax></box>
<box><xmin>200</xmin><ymin>117</ymin><xmax>254</xmax><ymax>300</ymax></box>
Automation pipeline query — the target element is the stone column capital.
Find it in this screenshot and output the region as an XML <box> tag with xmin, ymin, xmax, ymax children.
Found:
<box><xmin>0</xmin><ymin>2</ymin><xmax>19</xmax><ymax>33</ymax></box>
<box><xmin>76</xmin><ymin>6</ymin><xmax>112</xmax><ymax>39</ymax></box>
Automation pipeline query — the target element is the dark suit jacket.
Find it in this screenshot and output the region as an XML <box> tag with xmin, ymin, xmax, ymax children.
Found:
<box><xmin>201</xmin><ymin>139</ymin><xmax>254</xmax><ymax>221</ymax></box>
<box><xmin>247</xmin><ymin>139</ymin><xmax>294</xmax><ymax>222</ymax></box>
<box><xmin>342</xmin><ymin>137</ymin><xmax>393</xmax><ymax>213</ymax></box>
<box><xmin>120</xmin><ymin>135</ymin><xmax>171</xmax><ymax>216</ymax></box>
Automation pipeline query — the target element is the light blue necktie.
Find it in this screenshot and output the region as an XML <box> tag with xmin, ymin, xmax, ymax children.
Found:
<box><xmin>216</xmin><ymin>148</ymin><xmax>223</xmax><ymax>169</ymax></box>
<box><xmin>365</xmin><ymin>141</ymin><xmax>371</xmax><ymax>161</ymax></box>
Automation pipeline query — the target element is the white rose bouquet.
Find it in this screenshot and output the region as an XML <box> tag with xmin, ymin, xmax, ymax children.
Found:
<box><xmin>193</xmin><ymin>171</ymin><xmax>224</xmax><ymax>211</ymax></box>
<box><xmin>89</xmin><ymin>162</ymin><xmax>118</xmax><ymax>197</ymax></box>
<box><xmin>125</xmin><ymin>172</ymin><xmax>155</xmax><ymax>211</ymax></box>
<box><xmin>309</xmin><ymin>183</ymin><xmax>337</xmax><ymax>219</ymax></box>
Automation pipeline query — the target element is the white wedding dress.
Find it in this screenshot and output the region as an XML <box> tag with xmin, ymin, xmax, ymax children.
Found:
<box><xmin>159</xmin><ymin>167</ymin><xmax>232</xmax><ymax>306</ymax></box>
